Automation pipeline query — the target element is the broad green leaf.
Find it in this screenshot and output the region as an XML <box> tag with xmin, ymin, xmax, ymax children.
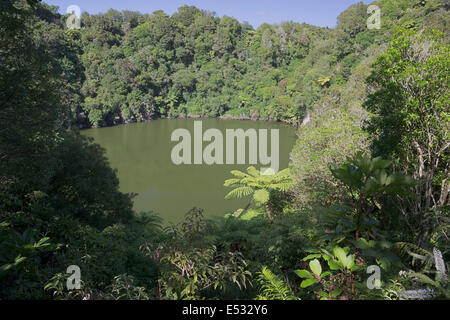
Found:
<box><xmin>309</xmin><ymin>259</ymin><xmax>322</xmax><ymax>277</ymax></box>
<box><xmin>300</xmin><ymin>278</ymin><xmax>318</xmax><ymax>288</ymax></box>
<box><xmin>329</xmin><ymin>289</ymin><xmax>343</xmax><ymax>298</ymax></box>
<box><xmin>295</xmin><ymin>269</ymin><xmax>313</xmax><ymax>279</ymax></box>
<box><xmin>327</xmin><ymin>259</ymin><xmax>341</xmax><ymax>270</ymax></box>
<box><xmin>344</xmin><ymin>254</ymin><xmax>355</xmax><ymax>269</ymax></box>
<box><xmin>333</xmin><ymin>247</ymin><xmax>347</xmax><ymax>265</ymax></box>
<box><xmin>321</xmin><ymin>271</ymin><xmax>331</xmax><ymax>277</ymax></box>
<box><xmin>302</xmin><ymin>254</ymin><xmax>322</xmax><ymax>261</ymax></box>
<box><xmin>318</xmin><ymin>291</ymin><xmax>328</xmax><ymax>297</ymax></box>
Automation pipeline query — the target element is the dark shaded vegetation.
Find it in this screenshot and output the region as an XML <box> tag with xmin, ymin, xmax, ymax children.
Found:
<box><xmin>0</xmin><ymin>0</ymin><xmax>448</xmax><ymax>300</ymax></box>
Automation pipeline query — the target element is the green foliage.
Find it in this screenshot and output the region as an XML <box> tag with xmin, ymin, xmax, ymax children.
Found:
<box><xmin>396</xmin><ymin>247</ymin><xmax>449</xmax><ymax>299</ymax></box>
<box><xmin>317</xmin><ymin>76</ymin><xmax>331</xmax><ymax>87</ymax></box>
<box><xmin>42</xmin><ymin>3</ymin><xmax>335</xmax><ymax>126</ymax></box>
<box><xmin>0</xmin><ymin>227</ymin><xmax>61</xmax><ymax>298</ymax></box>
<box><xmin>330</xmin><ymin>152</ymin><xmax>416</xmax><ymax>197</ymax></box>
<box><xmin>1</xmin><ymin>0</ymin><xmax>449</xmax><ymax>301</ymax></box>
<box><xmin>257</xmin><ymin>266</ymin><xmax>298</xmax><ymax>300</ymax></box>
<box><xmin>291</xmin><ymin>103</ymin><xmax>370</xmax><ymax>209</ymax></box>
<box><xmin>364</xmin><ymin>27</ymin><xmax>449</xmax><ymax>245</ymax></box>
<box><xmin>224</xmin><ymin>166</ymin><xmax>293</xmax><ymax>222</ymax></box>
<box><xmin>334</xmin><ymin>2</ymin><xmax>368</xmax><ymax>58</ymax></box>
<box><xmin>142</xmin><ymin>210</ymin><xmax>252</xmax><ymax>300</ymax></box>
<box><xmin>329</xmin><ymin>152</ymin><xmax>415</xmax><ymax>240</ymax></box>
<box><xmin>295</xmin><ymin>245</ymin><xmax>365</xmax><ymax>300</ymax></box>
<box><xmin>110</xmin><ymin>274</ymin><xmax>151</xmax><ymax>300</ymax></box>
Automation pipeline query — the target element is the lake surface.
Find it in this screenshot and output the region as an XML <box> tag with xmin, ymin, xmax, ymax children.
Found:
<box><xmin>83</xmin><ymin>119</ymin><xmax>297</xmax><ymax>224</ymax></box>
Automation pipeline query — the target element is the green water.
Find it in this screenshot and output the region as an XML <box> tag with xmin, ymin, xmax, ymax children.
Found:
<box><xmin>83</xmin><ymin>119</ymin><xmax>297</xmax><ymax>224</ymax></box>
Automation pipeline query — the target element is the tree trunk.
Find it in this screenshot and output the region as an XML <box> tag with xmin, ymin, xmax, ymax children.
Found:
<box><xmin>265</xmin><ymin>202</ymin><xmax>273</xmax><ymax>223</ymax></box>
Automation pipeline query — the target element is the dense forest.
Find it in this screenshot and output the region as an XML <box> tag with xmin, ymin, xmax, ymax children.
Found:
<box><xmin>0</xmin><ymin>0</ymin><xmax>449</xmax><ymax>300</ymax></box>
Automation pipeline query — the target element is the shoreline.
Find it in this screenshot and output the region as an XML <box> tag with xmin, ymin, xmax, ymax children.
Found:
<box><xmin>79</xmin><ymin>113</ymin><xmax>304</xmax><ymax>131</ymax></box>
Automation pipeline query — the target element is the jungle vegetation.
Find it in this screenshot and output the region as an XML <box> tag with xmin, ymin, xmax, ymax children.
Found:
<box><xmin>0</xmin><ymin>0</ymin><xmax>449</xmax><ymax>300</ymax></box>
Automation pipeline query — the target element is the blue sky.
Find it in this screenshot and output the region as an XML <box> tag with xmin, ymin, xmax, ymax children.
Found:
<box><xmin>45</xmin><ymin>0</ymin><xmax>373</xmax><ymax>28</ymax></box>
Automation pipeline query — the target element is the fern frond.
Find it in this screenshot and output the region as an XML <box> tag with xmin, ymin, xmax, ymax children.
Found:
<box><xmin>276</xmin><ymin>168</ymin><xmax>291</xmax><ymax>177</ymax></box>
<box><xmin>394</xmin><ymin>242</ymin><xmax>434</xmax><ymax>269</ymax></box>
<box><xmin>269</xmin><ymin>182</ymin><xmax>293</xmax><ymax>192</ymax></box>
<box><xmin>224</xmin><ymin>178</ymin><xmax>243</xmax><ymax>187</ymax></box>
<box><xmin>408</xmin><ymin>271</ymin><xmax>437</xmax><ymax>287</ymax></box>
<box><xmin>225</xmin><ymin>186</ymin><xmax>254</xmax><ymax>200</ymax></box>
<box><xmin>246</xmin><ymin>166</ymin><xmax>261</xmax><ymax>178</ymax></box>
<box><xmin>257</xmin><ymin>267</ymin><xmax>298</xmax><ymax>300</ymax></box>
<box><xmin>230</xmin><ymin>170</ymin><xmax>250</xmax><ymax>178</ymax></box>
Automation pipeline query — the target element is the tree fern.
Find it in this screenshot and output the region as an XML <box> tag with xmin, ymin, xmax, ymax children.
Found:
<box><xmin>225</xmin><ymin>186</ymin><xmax>254</xmax><ymax>200</ymax></box>
<box><xmin>224</xmin><ymin>166</ymin><xmax>293</xmax><ymax>222</ymax></box>
<box><xmin>246</xmin><ymin>166</ymin><xmax>261</xmax><ymax>177</ymax></box>
<box><xmin>230</xmin><ymin>170</ymin><xmax>250</xmax><ymax>179</ymax></box>
<box><xmin>223</xmin><ymin>178</ymin><xmax>242</xmax><ymax>187</ymax></box>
